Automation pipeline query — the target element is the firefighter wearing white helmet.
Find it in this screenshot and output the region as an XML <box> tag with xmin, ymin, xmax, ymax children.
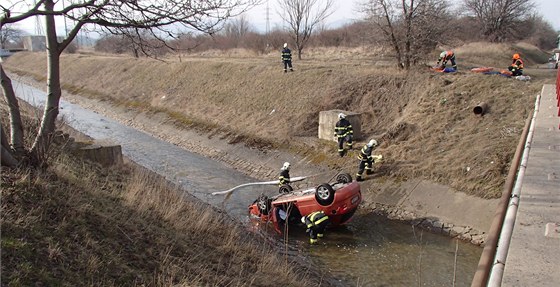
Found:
<box><xmin>356</xmin><ymin>139</ymin><xmax>378</xmax><ymax>182</ymax></box>
<box><xmin>334</xmin><ymin>113</ymin><xmax>353</xmax><ymax>157</ymax></box>
<box><xmin>281</xmin><ymin>43</ymin><xmax>294</xmax><ymax>73</ymax></box>
<box><xmin>279</xmin><ymin>162</ymin><xmax>291</xmax><ymax>186</ymax></box>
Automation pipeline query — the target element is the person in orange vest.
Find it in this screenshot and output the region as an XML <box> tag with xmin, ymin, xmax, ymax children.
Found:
<box><xmin>508</xmin><ymin>53</ymin><xmax>524</xmax><ymax>76</ymax></box>
<box><xmin>301</xmin><ymin>211</ymin><xmax>329</xmax><ymax>244</ymax></box>
<box><xmin>436</xmin><ymin>50</ymin><xmax>457</xmax><ymax>70</ymax></box>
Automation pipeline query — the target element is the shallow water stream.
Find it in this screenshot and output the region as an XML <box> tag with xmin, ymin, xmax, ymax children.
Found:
<box><xmin>13</xmin><ymin>81</ymin><xmax>481</xmax><ymax>286</ymax></box>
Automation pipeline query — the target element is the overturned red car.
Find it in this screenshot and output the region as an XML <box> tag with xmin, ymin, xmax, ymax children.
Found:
<box><xmin>248</xmin><ymin>173</ymin><xmax>362</xmax><ymax>234</ymax></box>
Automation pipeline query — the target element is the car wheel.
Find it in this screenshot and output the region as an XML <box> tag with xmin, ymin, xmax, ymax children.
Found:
<box><xmin>315</xmin><ymin>183</ymin><xmax>335</xmax><ymax>206</ymax></box>
<box><xmin>336</xmin><ymin>173</ymin><xmax>353</xmax><ymax>184</ymax></box>
<box><xmin>257</xmin><ymin>195</ymin><xmax>272</xmax><ymax>215</ymax></box>
<box><xmin>278</xmin><ymin>184</ymin><xmax>293</xmax><ymax>194</ymax></box>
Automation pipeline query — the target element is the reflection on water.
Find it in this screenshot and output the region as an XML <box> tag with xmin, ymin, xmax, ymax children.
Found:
<box><xmin>251</xmin><ymin>211</ymin><xmax>481</xmax><ymax>287</ymax></box>
<box><xmin>13</xmin><ymin>80</ymin><xmax>481</xmax><ymax>287</ymax></box>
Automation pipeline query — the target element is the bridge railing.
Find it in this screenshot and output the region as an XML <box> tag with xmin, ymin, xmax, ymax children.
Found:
<box><xmin>557</xmin><ymin>67</ymin><xmax>559</xmax><ymax>128</ymax></box>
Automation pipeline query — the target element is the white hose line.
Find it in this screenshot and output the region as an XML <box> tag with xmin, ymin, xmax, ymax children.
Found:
<box><xmin>211</xmin><ymin>176</ymin><xmax>308</xmax><ymax>195</ymax></box>
<box><xmin>487</xmin><ymin>92</ymin><xmax>541</xmax><ymax>286</ymax></box>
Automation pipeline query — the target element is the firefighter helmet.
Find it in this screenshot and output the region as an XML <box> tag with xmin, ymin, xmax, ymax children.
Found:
<box><xmin>301</xmin><ymin>216</ymin><xmax>306</xmax><ymax>224</ymax></box>
<box><xmin>513</xmin><ymin>53</ymin><xmax>520</xmax><ymax>60</ymax></box>
<box><xmin>367</xmin><ymin>139</ymin><xmax>378</xmax><ymax>147</ymax></box>
<box><xmin>282</xmin><ymin>162</ymin><xmax>290</xmax><ymax>170</ymax></box>
<box><xmin>338</xmin><ymin>113</ymin><xmax>346</xmax><ymax>119</ymax></box>
<box><xmin>283</xmin><ymin>43</ymin><xmax>288</xmax><ymax>48</ymax></box>
<box><xmin>440</xmin><ymin>51</ymin><xmax>446</xmax><ymax>58</ymax></box>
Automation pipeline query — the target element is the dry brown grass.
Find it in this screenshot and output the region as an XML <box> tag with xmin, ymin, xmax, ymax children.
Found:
<box><xmin>1</xmin><ymin>152</ymin><xmax>321</xmax><ymax>286</ymax></box>
<box><xmin>3</xmin><ymin>42</ymin><xmax>556</xmax><ymax>199</ymax></box>
<box><xmin>0</xmin><ymin>104</ymin><xmax>321</xmax><ymax>286</ymax></box>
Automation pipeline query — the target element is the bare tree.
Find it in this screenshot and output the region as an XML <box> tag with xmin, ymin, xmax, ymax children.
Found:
<box><xmin>362</xmin><ymin>0</ymin><xmax>450</xmax><ymax>69</ymax></box>
<box><xmin>277</xmin><ymin>0</ymin><xmax>334</xmax><ymax>60</ymax></box>
<box><xmin>0</xmin><ymin>23</ymin><xmax>23</xmax><ymax>49</ymax></box>
<box><xmin>223</xmin><ymin>14</ymin><xmax>254</xmax><ymax>48</ymax></box>
<box><xmin>0</xmin><ymin>0</ymin><xmax>258</xmax><ymax>167</ymax></box>
<box><xmin>462</xmin><ymin>0</ymin><xmax>535</xmax><ymax>42</ymax></box>
<box><xmin>518</xmin><ymin>14</ymin><xmax>558</xmax><ymax>50</ymax></box>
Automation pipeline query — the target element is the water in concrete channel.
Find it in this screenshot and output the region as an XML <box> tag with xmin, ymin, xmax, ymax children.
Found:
<box><xmin>13</xmin><ymin>81</ymin><xmax>481</xmax><ymax>286</ymax></box>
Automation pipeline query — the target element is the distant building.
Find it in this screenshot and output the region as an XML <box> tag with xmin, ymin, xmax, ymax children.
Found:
<box><xmin>22</xmin><ymin>36</ymin><xmax>47</xmax><ymax>52</ymax></box>
<box><xmin>553</xmin><ymin>34</ymin><xmax>560</xmax><ymax>69</ymax></box>
<box><xmin>0</xmin><ymin>49</ymin><xmax>13</xmax><ymax>62</ymax></box>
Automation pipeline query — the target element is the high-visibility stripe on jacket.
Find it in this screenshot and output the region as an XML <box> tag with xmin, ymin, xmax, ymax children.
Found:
<box><xmin>282</xmin><ymin>48</ymin><xmax>292</xmax><ymax>61</ymax></box>
<box><xmin>305</xmin><ymin>211</ymin><xmax>328</xmax><ymax>228</ymax></box>
<box><xmin>279</xmin><ymin>169</ymin><xmax>290</xmax><ymax>185</ymax></box>
<box><xmin>334</xmin><ymin>118</ymin><xmax>353</xmax><ymax>137</ymax></box>
<box><xmin>358</xmin><ymin>144</ymin><xmax>373</xmax><ymax>161</ymax></box>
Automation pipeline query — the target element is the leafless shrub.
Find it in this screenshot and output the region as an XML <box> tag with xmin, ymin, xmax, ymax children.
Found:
<box><xmin>462</xmin><ymin>0</ymin><xmax>535</xmax><ymax>42</ymax></box>
<box><xmin>517</xmin><ymin>14</ymin><xmax>558</xmax><ymax>50</ymax></box>
<box><xmin>362</xmin><ymin>0</ymin><xmax>451</xmax><ymax>69</ymax></box>
<box><xmin>277</xmin><ymin>0</ymin><xmax>335</xmax><ymax>59</ymax></box>
<box><xmin>312</xmin><ymin>21</ymin><xmax>375</xmax><ymax>47</ymax></box>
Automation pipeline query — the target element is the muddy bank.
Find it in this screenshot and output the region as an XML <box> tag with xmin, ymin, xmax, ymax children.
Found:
<box><xmin>8</xmin><ymin>74</ymin><xmax>495</xmax><ymax>245</ymax></box>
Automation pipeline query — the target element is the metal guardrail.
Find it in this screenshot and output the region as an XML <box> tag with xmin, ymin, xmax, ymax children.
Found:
<box><xmin>556</xmin><ymin>68</ymin><xmax>559</xmax><ymax>128</ymax></box>
<box><xmin>472</xmin><ymin>69</ymin><xmax>560</xmax><ymax>286</ymax></box>
<box><xmin>470</xmin><ymin>114</ymin><xmax>532</xmax><ymax>287</ymax></box>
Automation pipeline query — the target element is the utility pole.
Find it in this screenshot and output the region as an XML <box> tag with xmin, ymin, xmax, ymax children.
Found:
<box><xmin>265</xmin><ymin>0</ymin><xmax>270</xmax><ymax>49</ymax></box>
<box><xmin>34</xmin><ymin>0</ymin><xmax>44</xmax><ymax>36</ymax></box>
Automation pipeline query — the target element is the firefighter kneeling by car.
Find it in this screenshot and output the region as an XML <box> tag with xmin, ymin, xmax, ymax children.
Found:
<box><xmin>302</xmin><ymin>211</ymin><xmax>329</xmax><ymax>244</ymax></box>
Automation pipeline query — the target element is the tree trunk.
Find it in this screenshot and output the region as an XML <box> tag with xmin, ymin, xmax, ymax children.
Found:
<box><xmin>1</xmin><ymin>123</ymin><xmax>18</xmax><ymax>166</ymax></box>
<box><xmin>385</xmin><ymin>16</ymin><xmax>403</xmax><ymax>68</ymax></box>
<box><xmin>403</xmin><ymin>0</ymin><xmax>413</xmax><ymax>69</ymax></box>
<box><xmin>30</xmin><ymin>0</ymin><xmax>61</xmax><ymax>163</ymax></box>
<box><xmin>0</xmin><ymin>63</ymin><xmax>25</xmax><ymax>154</ymax></box>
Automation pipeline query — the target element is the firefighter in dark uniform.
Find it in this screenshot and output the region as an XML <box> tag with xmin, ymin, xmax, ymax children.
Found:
<box><xmin>281</xmin><ymin>43</ymin><xmax>294</xmax><ymax>73</ymax></box>
<box><xmin>301</xmin><ymin>211</ymin><xmax>329</xmax><ymax>244</ymax></box>
<box><xmin>436</xmin><ymin>50</ymin><xmax>457</xmax><ymax>70</ymax></box>
<box><xmin>334</xmin><ymin>113</ymin><xmax>353</xmax><ymax>157</ymax></box>
<box><xmin>356</xmin><ymin>139</ymin><xmax>378</xmax><ymax>182</ymax></box>
<box><xmin>508</xmin><ymin>53</ymin><xmax>524</xmax><ymax>76</ymax></box>
<box><xmin>279</xmin><ymin>162</ymin><xmax>291</xmax><ymax>186</ymax></box>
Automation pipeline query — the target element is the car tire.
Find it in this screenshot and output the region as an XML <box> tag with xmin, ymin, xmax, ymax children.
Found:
<box><xmin>278</xmin><ymin>184</ymin><xmax>293</xmax><ymax>194</ymax></box>
<box><xmin>336</xmin><ymin>173</ymin><xmax>353</xmax><ymax>184</ymax></box>
<box><xmin>257</xmin><ymin>195</ymin><xmax>272</xmax><ymax>215</ymax></box>
<box><xmin>315</xmin><ymin>183</ymin><xmax>335</xmax><ymax>206</ymax></box>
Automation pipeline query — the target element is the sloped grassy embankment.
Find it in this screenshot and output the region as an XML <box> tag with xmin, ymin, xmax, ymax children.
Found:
<box><xmin>4</xmin><ymin>43</ymin><xmax>554</xmax><ymax>199</ymax></box>
<box><xmin>0</xmin><ymin>105</ymin><xmax>322</xmax><ymax>286</ymax></box>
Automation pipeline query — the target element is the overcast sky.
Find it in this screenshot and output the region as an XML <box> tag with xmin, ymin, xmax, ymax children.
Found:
<box><xmin>11</xmin><ymin>0</ymin><xmax>560</xmax><ymax>37</ymax></box>
<box><xmin>245</xmin><ymin>0</ymin><xmax>560</xmax><ymax>32</ymax></box>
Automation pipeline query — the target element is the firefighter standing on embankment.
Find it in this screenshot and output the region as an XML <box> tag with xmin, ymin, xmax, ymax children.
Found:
<box><xmin>281</xmin><ymin>43</ymin><xmax>294</xmax><ymax>73</ymax></box>
<box><xmin>334</xmin><ymin>113</ymin><xmax>353</xmax><ymax>157</ymax></box>
<box><xmin>356</xmin><ymin>139</ymin><xmax>378</xmax><ymax>182</ymax></box>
